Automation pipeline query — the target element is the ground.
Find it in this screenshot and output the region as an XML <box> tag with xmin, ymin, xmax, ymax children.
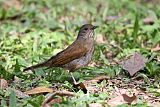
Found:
<box><xmin>0</xmin><ymin>0</ymin><xmax>160</xmax><ymax>107</ymax></box>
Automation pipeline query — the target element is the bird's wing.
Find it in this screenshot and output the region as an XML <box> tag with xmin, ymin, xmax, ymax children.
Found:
<box><xmin>47</xmin><ymin>41</ymin><xmax>88</xmax><ymax>67</ymax></box>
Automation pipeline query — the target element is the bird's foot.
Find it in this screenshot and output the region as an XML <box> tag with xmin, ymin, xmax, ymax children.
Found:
<box><xmin>69</xmin><ymin>72</ymin><xmax>87</xmax><ymax>93</ymax></box>
<box><xmin>73</xmin><ymin>82</ymin><xmax>87</xmax><ymax>94</ymax></box>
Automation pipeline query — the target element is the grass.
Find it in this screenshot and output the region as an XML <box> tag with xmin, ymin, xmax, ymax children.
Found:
<box><xmin>0</xmin><ymin>0</ymin><xmax>160</xmax><ymax>107</ymax></box>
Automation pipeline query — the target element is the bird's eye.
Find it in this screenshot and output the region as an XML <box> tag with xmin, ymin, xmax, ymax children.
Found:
<box><xmin>84</xmin><ymin>28</ymin><xmax>88</xmax><ymax>30</ymax></box>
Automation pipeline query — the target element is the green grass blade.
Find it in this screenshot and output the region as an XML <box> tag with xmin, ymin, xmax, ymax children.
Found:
<box><xmin>132</xmin><ymin>13</ymin><xmax>139</xmax><ymax>44</ymax></box>
<box><xmin>9</xmin><ymin>90</ymin><xmax>16</xmax><ymax>107</ymax></box>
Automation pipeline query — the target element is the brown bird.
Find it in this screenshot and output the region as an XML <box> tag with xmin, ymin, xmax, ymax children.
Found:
<box><xmin>24</xmin><ymin>24</ymin><xmax>98</xmax><ymax>84</ymax></box>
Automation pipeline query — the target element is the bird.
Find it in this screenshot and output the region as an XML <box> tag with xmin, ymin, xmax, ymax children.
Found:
<box><xmin>24</xmin><ymin>24</ymin><xmax>98</xmax><ymax>84</ymax></box>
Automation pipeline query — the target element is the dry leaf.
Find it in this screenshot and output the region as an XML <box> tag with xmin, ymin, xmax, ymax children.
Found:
<box><xmin>107</xmin><ymin>94</ymin><xmax>137</xmax><ymax>106</ymax></box>
<box><xmin>157</xmin><ymin>56</ymin><xmax>160</xmax><ymax>62</ymax></box>
<box><xmin>2</xmin><ymin>0</ymin><xmax>22</xmax><ymax>10</ymax></box>
<box><xmin>25</xmin><ymin>86</ymin><xmax>54</xmax><ymax>95</ymax></box>
<box><xmin>122</xmin><ymin>52</ymin><xmax>146</xmax><ymax>76</ymax></box>
<box><xmin>89</xmin><ymin>103</ymin><xmax>103</xmax><ymax>107</ymax></box>
<box><xmin>47</xmin><ymin>97</ymin><xmax>62</xmax><ymax>103</ymax></box>
<box><xmin>143</xmin><ymin>17</ymin><xmax>154</xmax><ymax>25</ymax></box>
<box><xmin>88</xmin><ymin>62</ymin><xmax>96</xmax><ymax>67</ymax></box>
<box><xmin>14</xmin><ymin>76</ymin><xmax>21</xmax><ymax>83</ymax></box>
<box><xmin>43</xmin><ymin>104</ymin><xmax>51</xmax><ymax>107</ymax></box>
<box><xmin>43</xmin><ymin>98</ymin><xmax>62</xmax><ymax>107</ymax></box>
<box><xmin>122</xmin><ymin>93</ymin><xmax>137</xmax><ymax>105</ymax></box>
<box><xmin>42</xmin><ymin>91</ymin><xmax>74</xmax><ymax>107</ymax></box>
<box><xmin>0</xmin><ymin>78</ymin><xmax>8</xmax><ymax>89</ymax></box>
<box><xmin>107</xmin><ymin>95</ymin><xmax>124</xmax><ymax>106</ymax></box>
<box><xmin>96</xmin><ymin>34</ymin><xmax>105</xmax><ymax>44</ymax></box>
<box><xmin>15</xmin><ymin>89</ymin><xmax>29</xmax><ymax>98</ymax></box>
<box><xmin>151</xmin><ymin>44</ymin><xmax>160</xmax><ymax>52</ymax></box>
<box><xmin>106</xmin><ymin>16</ymin><xmax>119</xmax><ymax>21</ymax></box>
<box><xmin>83</xmin><ymin>76</ymin><xmax>109</xmax><ymax>93</ymax></box>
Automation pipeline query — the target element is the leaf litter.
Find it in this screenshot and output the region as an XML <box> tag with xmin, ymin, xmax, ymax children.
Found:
<box><xmin>0</xmin><ymin>78</ymin><xmax>8</xmax><ymax>89</ymax></box>
<box><xmin>1</xmin><ymin>1</ymin><xmax>160</xmax><ymax>106</ymax></box>
<box><xmin>35</xmin><ymin>76</ymin><xmax>160</xmax><ymax>106</ymax></box>
<box><xmin>121</xmin><ymin>52</ymin><xmax>146</xmax><ymax>76</ymax></box>
<box><xmin>1</xmin><ymin>74</ymin><xmax>160</xmax><ymax>107</ymax></box>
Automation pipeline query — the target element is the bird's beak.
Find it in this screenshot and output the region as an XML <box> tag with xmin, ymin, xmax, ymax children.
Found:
<box><xmin>92</xmin><ymin>26</ymin><xmax>98</xmax><ymax>30</ymax></box>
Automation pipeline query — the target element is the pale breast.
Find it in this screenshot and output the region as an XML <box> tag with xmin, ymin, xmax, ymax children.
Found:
<box><xmin>62</xmin><ymin>46</ymin><xmax>94</xmax><ymax>72</ymax></box>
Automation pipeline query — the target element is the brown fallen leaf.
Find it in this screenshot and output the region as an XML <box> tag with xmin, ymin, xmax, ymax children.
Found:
<box><xmin>88</xmin><ymin>62</ymin><xmax>96</xmax><ymax>67</ymax></box>
<box><xmin>15</xmin><ymin>89</ymin><xmax>29</xmax><ymax>98</ymax></box>
<box><xmin>82</xmin><ymin>75</ymin><xmax>109</xmax><ymax>93</ymax></box>
<box><xmin>25</xmin><ymin>86</ymin><xmax>54</xmax><ymax>95</ymax></box>
<box><xmin>14</xmin><ymin>76</ymin><xmax>21</xmax><ymax>83</ymax></box>
<box><xmin>151</xmin><ymin>44</ymin><xmax>160</xmax><ymax>52</ymax></box>
<box><xmin>43</xmin><ymin>98</ymin><xmax>62</xmax><ymax>107</ymax></box>
<box><xmin>2</xmin><ymin>0</ymin><xmax>22</xmax><ymax>10</ymax></box>
<box><xmin>89</xmin><ymin>103</ymin><xmax>103</xmax><ymax>107</ymax></box>
<box><xmin>107</xmin><ymin>88</ymin><xmax>137</xmax><ymax>106</ymax></box>
<box><xmin>143</xmin><ymin>17</ymin><xmax>154</xmax><ymax>25</ymax></box>
<box><xmin>47</xmin><ymin>97</ymin><xmax>62</xmax><ymax>104</ymax></box>
<box><xmin>96</xmin><ymin>34</ymin><xmax>106</xmax><ymax>44</ymax></box>
<box><xmin>42</xmin><ymin>91</ymin><xmax>74</xmax><ymax>107</ymax></box>
<box><xmin>0</xmin><ymin>78</ymin><xmax>8</xmax><ymax>89</ymax></box>
<box><xmin>122</xmin><ymin>93</ymin><xmax>137</xmax><ymax>105</ymax></box>
<box><xmin>107</xmin><ymin>93</ymin><xmax>137</xmax><ymax>106</ymax></box>
<box><xmin>122</xmin><ymin>52</ymin><xmax>146</xmax><ymax>76</ymax></box>
<box><xmin>157</xmin><ymin>56</ymin><xmax>160</xmax><ymax>62</ymax></box>
<box><xmin>106</xmin><ymin>16</ymin><xmax>119</xmax><ymax>21</ymax></box>
<box><xmin>43</xmin><ymin>104</ymin><xmax>51</xmax><ymax>107</ymax></box>
<box><xmin>107</xmin><ymin>95</ymin><xmax>124</xmax><ymax>106</ymax></box>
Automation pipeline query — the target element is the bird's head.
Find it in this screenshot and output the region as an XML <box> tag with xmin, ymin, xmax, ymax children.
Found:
<box><xmin>77</xmin><ymin>24</ymin><xmax>98</xmax><ymax>39</ymax></box>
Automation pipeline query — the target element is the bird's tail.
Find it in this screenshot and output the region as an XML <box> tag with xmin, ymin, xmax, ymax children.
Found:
<box><xmin>23</xmin><ymin>61</ymin><xmax>49</xmax><ymax>71</ymax></box>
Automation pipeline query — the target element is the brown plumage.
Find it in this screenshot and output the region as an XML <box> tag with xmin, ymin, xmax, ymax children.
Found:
<box><xmin>23</xmin><ymin>24</ymin><xmax>98</xmax><ymax>72</ymax></box>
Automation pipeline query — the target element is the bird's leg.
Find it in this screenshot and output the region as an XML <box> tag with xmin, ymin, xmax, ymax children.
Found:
<box><xmin>67</xmin><ymin>70</ymin><xmax>77</xmax><ymax>84</ymax></box>
<box><xmin>67</xmin><ymin>70</ymin><xmax>87</xmax><ymax>93</ymax></box>
<box><xmin>70</xmin><ymin>72</ymin><xmax>77</xmax><ymax>85</ymax></box>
